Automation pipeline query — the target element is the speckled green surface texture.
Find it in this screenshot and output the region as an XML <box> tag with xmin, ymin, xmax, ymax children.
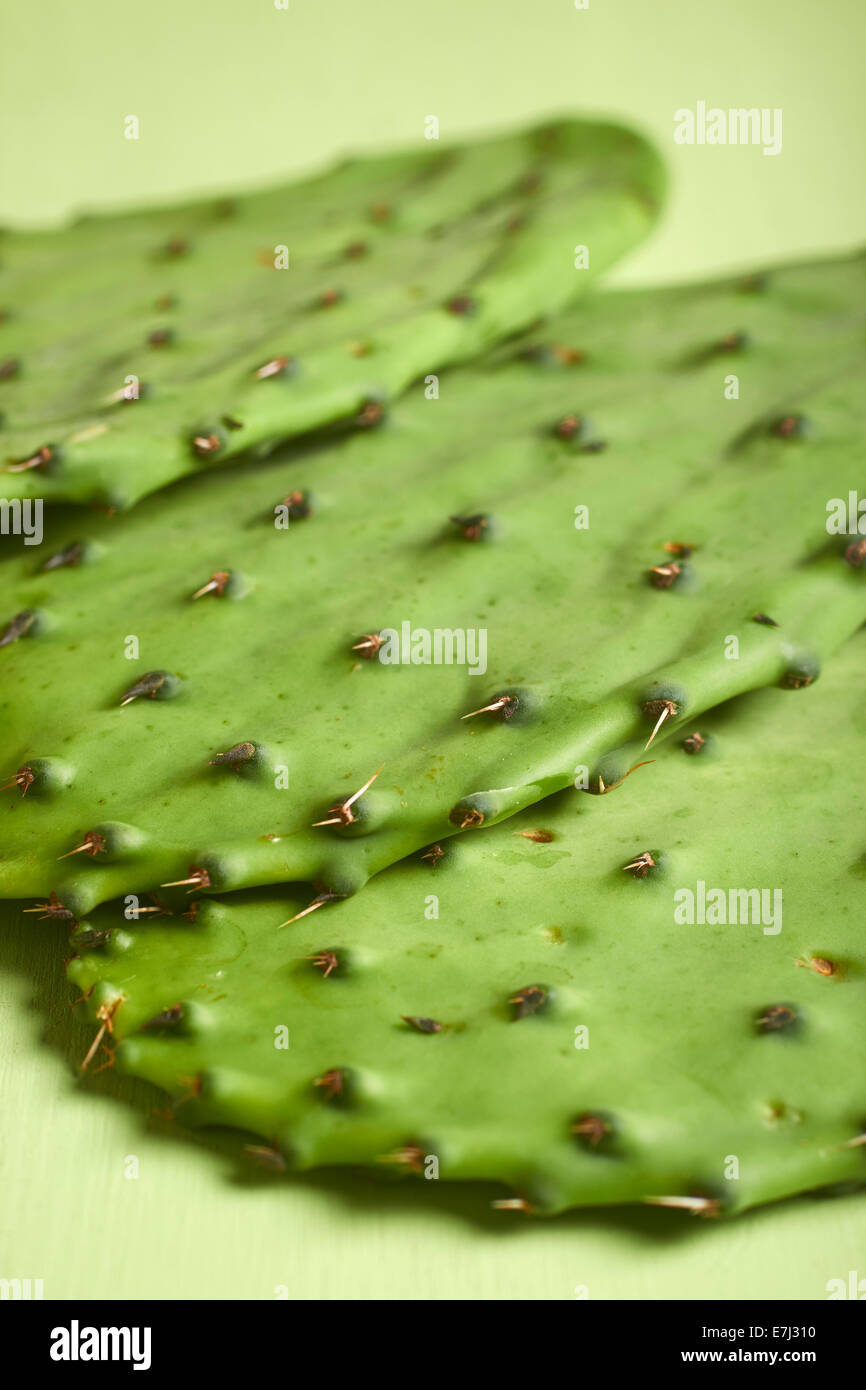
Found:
<box><xmin>1</xmin><ymin>256</ymin><xmax>865</xmax><ymax>917</ymax></box>
<box><xmin>0</xmin><ymin>118</ymin><xmax>662</xmax><ymax>509</ymax></box>
<box><xmin>60</xmin><ymin>627</ymin><xmax>866</xmax><ymax>1215</ymax></box>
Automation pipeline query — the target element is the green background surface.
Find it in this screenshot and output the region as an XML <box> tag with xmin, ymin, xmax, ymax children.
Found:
<box><xmin>1</xmin><ymin>0</ymin><xmax>864</xmax><ymax>1299</ymax></box>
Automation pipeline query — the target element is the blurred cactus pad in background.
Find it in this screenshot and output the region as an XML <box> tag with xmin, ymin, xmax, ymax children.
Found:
<box><xmin>2</xmin><ymin>115</ymin><xmax>865</xmax><ymax>1219</ymax></box>
<box><xmin>0</xmin><ymin>119</ymin><xmax>663</xmax><ymax>508</ymax></box>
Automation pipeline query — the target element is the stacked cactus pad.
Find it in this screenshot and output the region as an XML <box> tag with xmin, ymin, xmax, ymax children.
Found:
<box><xmin>2</xmin><ymin>117</ymin><xmax>865</xmax><ymax>1217</ymax></box>
<box><xmin>0</xmin><ymin>119</ymin><xmax>662</xmax><ymax>509</ymax></box>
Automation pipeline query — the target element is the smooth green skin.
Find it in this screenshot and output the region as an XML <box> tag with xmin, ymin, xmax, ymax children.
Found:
<box><xmin>0</xmin><ymin>119</ymin><xmax>663</xmax><ymax>509</ymax></box>
<box><xmin>63</xmin><ymin>628</ymin><xmax>866</xmax><ymax>1216</ymax></box>
<box><xmin>2</xmin><ymin>256</ymin><xmax>866</xmax><ymax>912</ymax></box>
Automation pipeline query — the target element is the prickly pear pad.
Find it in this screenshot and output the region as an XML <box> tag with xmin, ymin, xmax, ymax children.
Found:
<box><xmin>1</xmin><ymin>256</ymin><xmax>865</xmax><ymax>913</ymax></box>
<box><xmin>0</xmin><ymin>118</ymin><xmax>664</xmax><ymax>509</ymax></box>
<box><xmin>62</xmin><ymin>629</ymin><xmax>866</xmax><ymax>1215</ymax></box>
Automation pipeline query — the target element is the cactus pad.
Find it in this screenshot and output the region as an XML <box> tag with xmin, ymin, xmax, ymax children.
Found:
<box><xmin>2</xmin><ymin>255</ymin><xmax>865</xmax><ymax>916</ymax></box>
<box><xmin>0</xmin><ymin>118</ymin><xmax>663</xmax><ymax>509</ymax></box>
<box><xmin>61</xmin><ymin>626</ymin><xmax>866</xmax><ymax>1215</ymax></box>
<box><xmin>1</xmin><ymin>257</ymin><xmax>866</xmax><ymax>922</ymax></box>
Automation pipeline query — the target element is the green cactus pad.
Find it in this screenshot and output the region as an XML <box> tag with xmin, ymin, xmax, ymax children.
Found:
<box><xmin>0</xmin><ymin>118</ymin><xmax>663</xmax><ymax>509</ymax></box>
<box><xmin>2</xmin><ymin>255</ymin><xmax>865</xmax><ymax>913</ymax></box>
<box><xmin>61</xmin><ymin>626</ymin><xmax>866</xmax><ymax>1215</ymax></box>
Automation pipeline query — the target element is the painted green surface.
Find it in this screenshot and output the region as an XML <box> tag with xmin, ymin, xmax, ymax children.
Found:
<box><xmin>2</xmin><ymin>0</ymin><xmax>865</xmax><ymax>1300</ymax></box>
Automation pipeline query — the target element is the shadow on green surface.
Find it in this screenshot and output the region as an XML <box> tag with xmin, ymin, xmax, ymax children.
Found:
<box><xmin>1</xmin><ymin>900</ymin><xmax>859</xmax><ymax>1245</ymax></box>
